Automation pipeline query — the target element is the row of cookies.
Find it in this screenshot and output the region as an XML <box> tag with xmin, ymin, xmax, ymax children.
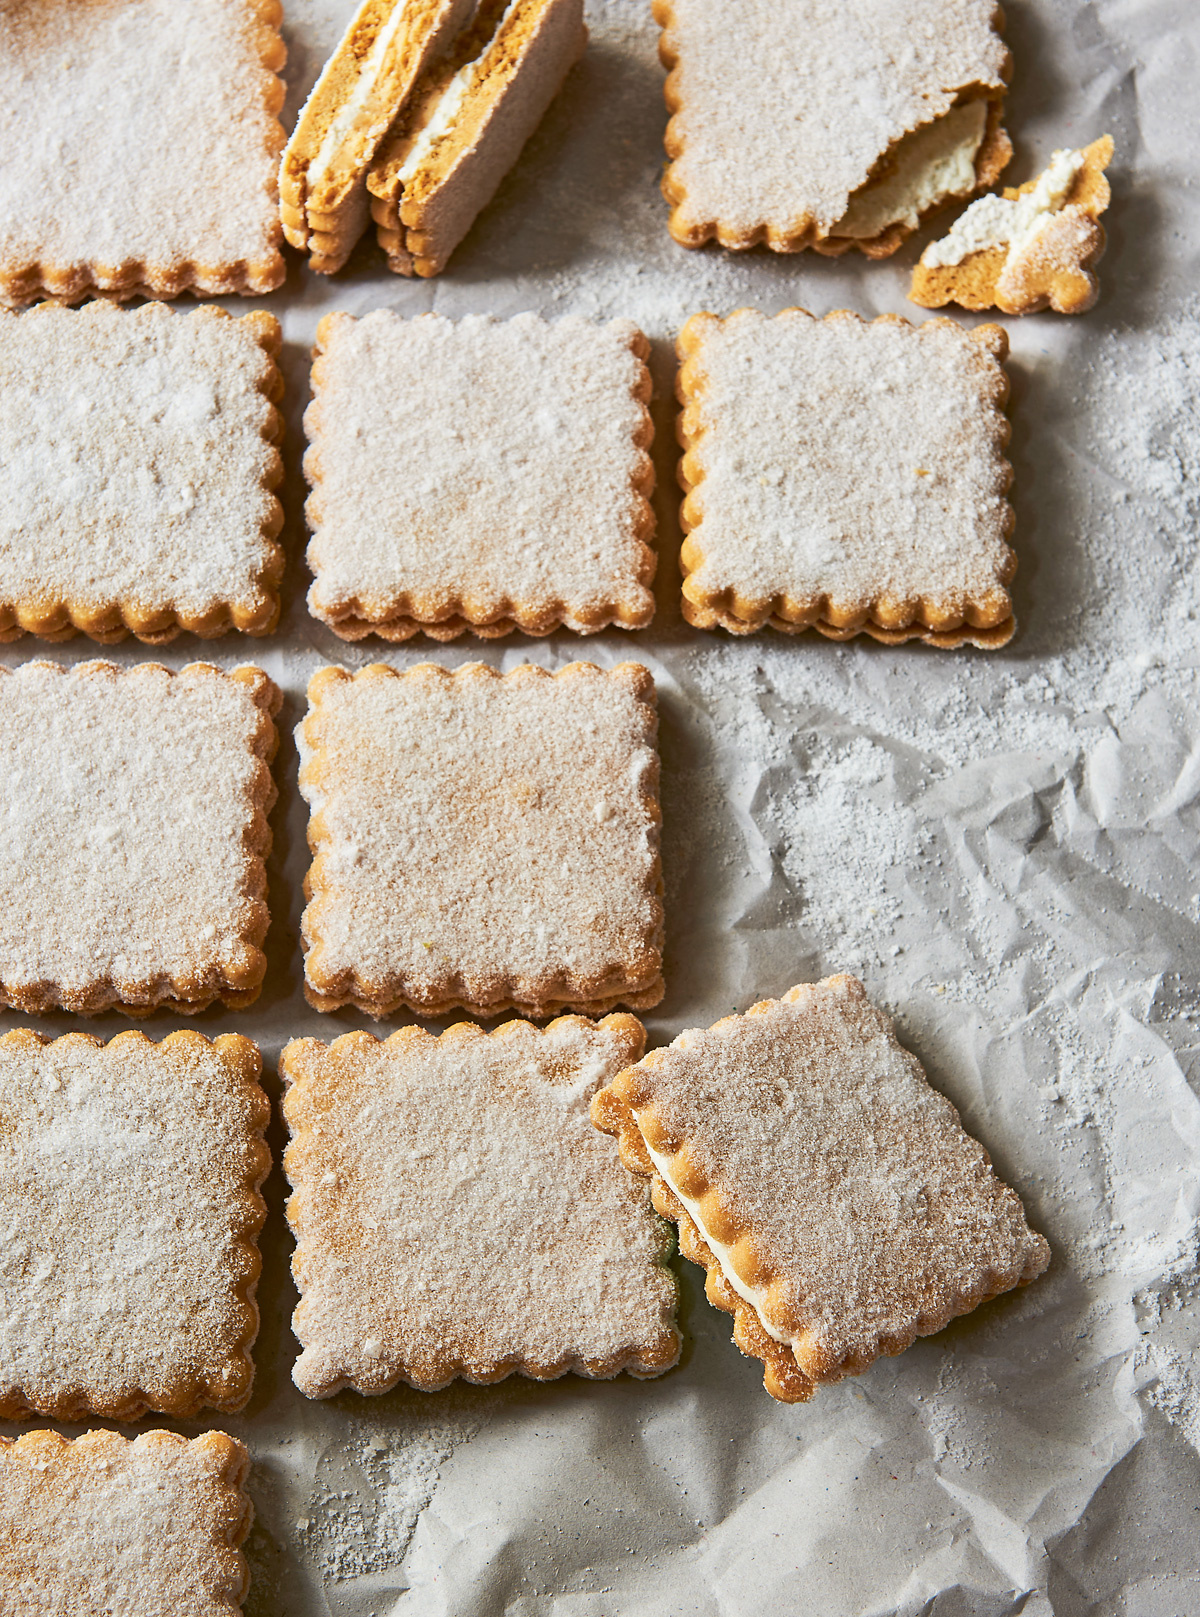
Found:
<box><xmin>1</xmin><ymin>302</ymin><xmax>1020</xmax><ymax>651</ymax></box>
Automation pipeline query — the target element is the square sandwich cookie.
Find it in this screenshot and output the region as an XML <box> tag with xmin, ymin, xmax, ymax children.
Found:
<box><xmin>655</xmin><ymin>0</ymin><xmax>1011</xmax><ymax>256</ymax></box>
<box><xmin>0</xmin><ymin>303</ymin><xmax>284</xmax><ymax>644</ymax></box>
<box><xmin>298</xmin><ymin>661</ymin><xmax>664</xmax><ymax>1018</ymax></box>
<box><xmin>304</xmin><ymin>311</ymin><xmax>655</xmax><ymax>640</ymax></box>
<box><xmin>677</xmin><ymin>308</ymin><xmax>1016</xmax><ymax>647</ymax></box>
<box><xmin>0</xmin><ymin>1031</ymin><xmax>269</xmax><ymax>1421</ymax></box>
<box><xmin>0</xmin><ymin>661</ymin><xmax>279</xmax><ymax>1015</ymax></box>
<box><xmin>592</xmin><ymin>975</ymin><xmax>1050</xmax><ymax>1403</ymax></box>
<box><xmin>0</xmin><ymin>1430</ymin><xmax>253</xmax><ymax>1617</ymax></box>
<box><xmin>367</xmin><ymin>0</ymin><xmax>586</xmax><ymax>278</ymax></box>
<box><xmin>282</xmin><ymin>1016</ymin><xmax>680</xmax><ymax>1396</ymax></box>
<box><xmin>0</xmin><ymin>0</ymin><xmax>286</xmax><ymax>307</ymax></box>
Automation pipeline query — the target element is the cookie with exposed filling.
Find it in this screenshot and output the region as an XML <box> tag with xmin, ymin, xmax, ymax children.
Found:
<box><xmin>591</xmin><ymin>975</ymin><xmax>1051</xmax><ymax>1402</ymax></box>
<box><xmin>0</xmin><ymin>303</ymin><xmax>284</xmax><ymax>644</ymax></box>
<box><xmin>676</xmin><ymin>307</ymin><xmax>1016</xmax><ymax>646</ymax></box>
<box><xmin>282</xmin><ymin>1015</ymin><xmax>680</xmax><ymax>1396</ymax></box>
<box><xmin>304</xmin><ymin>311</ymin><xmax>654</xmax><ymax>640</ymax></box>
<box><xmin>0</xmin><ymin>0</ymin><xmax>286</xmax><ymax>307</ymax></box>
<box><xmin>368</xmin><ymin>0</ymin><xmax>586</xmax><ymax>277</ymax></box>
<box><xmin>654</xmin><ymin>0</ymin><xmax>1012</xmax><ymax>256</ymax></box>
<box><xmin>0</xmin><ymin>1030</ymin><xmax>269</xmax><ymax>1421</ymax></box>
<box><xmin>0</xmin><ymin>661</ymin><xmax>279</xmax><ymax>1014</ymax></box>
<box><xmin>280</xmin><ymin>0</ymin><xmax>477</xmax><ymax>273</ymax></box>
<box><xmin>0</xmin><ymin>1429</ymin><xmax>253</xmax><ymax>1616</ymax></box>
<box><xmin>911</xmin><ymin>135</ymin><xmax>1114</xmax><ymax>315</ymax></box>
<box><xmin>297</xmin><ymin>661</ymin><xmax>664</xmax><ymax>1018</ymax></box>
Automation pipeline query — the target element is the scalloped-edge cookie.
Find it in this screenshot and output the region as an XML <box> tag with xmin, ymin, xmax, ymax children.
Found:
<box><xmin>653</xmin><ymin>0</ymin><xmax>1011</xmax><ymax>257</ymax></box>
<box><xmin>279</xmin><ymin>0</ymin><xmax>476</xmax><ymax>274</ymax></box>
<box><xmin>0</xmin><ymin>661</ymin><xmax>280</xmax><ymax>1015</ymax></box>
<box><xmin>911</xmin><ymin>135</ymin><xmax>1115</xmax><ymax>315</ymax></box>
<box><xmin>304</xmin><ymin>311</ymin><xmax>655</xmax><ymax>641</ymax></box>
<box><xmin>367</xmin><ymin>0</ymin><xmax>586</xmax><ymax>278</ymax></box>
<box><xmin>0</xmin><ymin>1428</ymin><xmax>253</xmax><ymax>1616</ymax></box>
<box><xmin>676</xmin><ymin>308</ymin><xmax>1016</xmax><ymax>647</ymax></box>
<box><xmin>0</xmin><ymin>1030</ymin><xmax>269</xmax><ymax>1421</ymax></box>
<box><xmin>282</xmin><ymin>1015</ymin><xmax>680</xmax><ymax>1397</ymax></box>
<box><xmin>0</xmin><ymin>0</ymin><xmax>286</xmax><ymax>308</ymax></box>
<box><xmin>0</xmin><ymin>303</ymin><xmax>284</xmax><ymax>645</ymax></box>
<box><xmin>297</xmin><ymin>661</ymin><xmax>664</xmax><ymax>1018</ymax></box>
<box><xmin>592</xmin><ymin>975</ymin><xmax>1050</xmax><ymax>1403</ymax></box>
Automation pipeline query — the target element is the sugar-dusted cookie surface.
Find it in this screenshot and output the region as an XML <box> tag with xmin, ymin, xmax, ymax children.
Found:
<box><xmin>368</xmin><ymin>0</ymin><xmax>586</xmax><ymax>278</ymax></box>
<box><xmin>297</xmin><ymin>661</ymin><xmax>664</xmax><ymax>1017</ymax></box>
<box><xmin>282</xmin><ymin>1015</ymin><xmax>680</xmax><ymax>1396</ymax></box>
<box><xmin>304</xmin><ymin>311</ymin><xmax>654</xmax><ymax>640</ymax></box>
<box><xmin>0</xmin><ymin>1428</ymin><xmax>253</xmax><ymax>1616</ymax></box>
<box><xmin>911</xmin><ymin>135</ymin><xmax>1115</xmax><ymax>315</ymax></box>
<box><xmin>0</xmin><ymin>303</ymin><xmax>284</xmax><ymax>644</ymax></box>
<box><xmin>592</xmin><ymin>975</ymin><xmax>1050</xmax><ymax>1403</ymax></box>
<box><xmin>654</xmin><ymin>0</ymin><xmax>1011</xmax><ymax>255</ymax></box>
<box><xmin>676</xmin><ymin>308</ymin><xmax>1015</xmax><ymax>647</ymax></box>
<box><xmin>280</xmin><ymin>0</ymin><xmax>475</xmax><ymax>275</ymax></box>
<box><xmin>0</xmin><ymin>662</ymin><xmax>279</xmax><ymax>1014</ymax></box>
<box><xmin>0</xmin><ymin>1031</ymin><xmax>269</xmax><ymax>1421</ymax></box>
<box><xmin>0</xmin><ymin>0</ymin><xmax>286</xmax><ymax>308</ymax></box>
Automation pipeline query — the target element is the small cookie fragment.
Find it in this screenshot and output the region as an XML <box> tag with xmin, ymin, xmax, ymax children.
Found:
<box><xmin>911</xmin><ymin>135</ymin><xmax>1115</xmax><ymax>315</ymax></box>
<box><xmin>0</xmin><ymin>1429</ymin><xmax>253</xmax><ymax>1617</ymax></box>
<box><xmin>297</xmin><ymin>661</ymin><xmax>664</xmax><ymax>1018</ymax></box>
<box><xmin>676</xmin><ymin>307</ymin><xmax>1016</xmax><ymax>647</ymax></box>
<box><xmin>592</xmin><ymin>975</ymin><xmax>1050</xmax><ymax>1403</ymax></box>
<box><xmin>280</xmin><ymin>0</ymin><xmax>476</xmax><ymax>273</ymax></box>
<box><xmin>0</xmin><ymin>661</ymin><xmax>279</xmax><ymax>1015</ymax></box>
<box><xmin>304</xmin><ymin>311</ymin><xmax>655</xmax><ymax>640</ymax></box>
<box><xmin>654</xmin><ymin>0</ymin><xmax>1012</xmax><ymax>256</ymax></box>
<box><xmin>282</xmin><ymin>1016</ymin><xmax>680</xmax><ymax>1396</ymax></box>
<box><xmin>0</xmin><ymin>303</ymin><xmax>284</xmax><ymax>645</ymax></box>
<box><xmin>0</xmin><ymin>0</ymin><xmax>286</xmax><ymax>307</ymax></box>
<box><xmin>367</xmin><ymin>0</ymin><xmax>586</xmax><ymax>278</ymax></box>
<box><xmin>0</xmin><ymin>1030</ymin><xmax>269</xmax><ymax>1421</ymax></box>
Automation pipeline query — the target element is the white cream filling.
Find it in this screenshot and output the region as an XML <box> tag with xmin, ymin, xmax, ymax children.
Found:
<box><xmin>395</xmin><ymin>63</ymin><xmax>477</xmax><ymax>184</ymax></box>
<box><xmin>310</xmin><ymin>5</ymin><xmax>420</xmax><ymax>189</ymax></box>
<box><xmin>645</xmin><ymin>1141</ymin><xmax>791</xmax><ymax>1347</ymax></box>
<box><xmin>834</xmin><ymin>100</ymin><xmax>988</xmax><ymax>240</ymax></box>
<box><xmin>920</xmin><ymin>145</ymin><xmax>1087</xmax><ymax>269</ymax></box>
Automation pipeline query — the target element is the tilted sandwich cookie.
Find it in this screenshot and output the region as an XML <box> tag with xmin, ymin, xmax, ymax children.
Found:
<box><xmin>0</xmin><ymin>1430</ymin><xmax>253</xmax><ymax>1617</ymax></box>
<box><xmin>0</xmin><ymin>661</ymin><xmax>279</xmax><ymax>1015</ymax></box>
<box><xmin>297</xmin><ymin>661</ymin><xmax>664</xmax><ymax>1018</ymax></box>
<box><xmin>280</xmin><ymin>0</ymin><xmax>478</xmax><ymax>274</ymax></box>
<box><xmin>0</xmin><ymin>303</ymin><xmax>284</xmax><ymax>644</ymax></box>
<box><xmin>368</xmin><ymin>0</ymin><xmax>586</xmax><ymax>277</ymax></box>
<box><xmin>912</xmin><ymin>136</ymin><xmax>1115</xmax><ymax>315</ymax></box>
<box><xmin>0</xmin><ymin>1031</ymin><xmax>269</xmax><ymax>1421</ymax></box>
<box><xmin>654</xmin><ymin>0</ymin><xmax>1011</xmax><ymax>256</ymax></box>
<box><xmin>592</xmin><ymin>975</ymin><xmax>1050</xmax><ymax>1403</ymax></box>
<box><xmin>676</xmin><ymin>308</ymin><xmax>1016</xmax><ymax>647</ymax></box>
<box><xmin>283</xmin><ymin>1016</ymin><xmax>680</xmax><ymax>1396</ymax></box>
<box><xmin>304</xmin><ymin>311</ymin><xmax>655</xmax><ymax>640</ymax></box>
<box><xmin>0</xmin><ymin>0</ymin><xmax>286</xmax><ymax>307</ymax></box>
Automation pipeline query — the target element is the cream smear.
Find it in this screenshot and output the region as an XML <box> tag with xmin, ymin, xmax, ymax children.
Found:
<box><xmin>396</xmin><ymin>0</ymin><xmax>522</xmax><ymax>185</ymax></box>
<box><xmin>310</xmin><ymin>6</ymin><xmax>420</xmax><ymax>187</ymax></box>
<box><xmin>920</xmin><ymin>146</ymin><xmax>1087</xmax><ymax>268</ymax></box>
<box><xmin>835</xmin><ymin>100</ymin><xmax>987</xmax><ymax>240</ymax></box>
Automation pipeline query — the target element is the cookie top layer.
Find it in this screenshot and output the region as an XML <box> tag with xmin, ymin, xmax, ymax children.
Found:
<box><xmin>0</xmin><ymin>661</ymin><xmax>278</xmax><ymax>1014</ymax></box>
<box><xmin>658</xmin><ymin>0</ymin><xmax>1008</xmax><ymax>245</ymax></box>
<box><xmin>297</xmin><ymin>661</ymin><xmax>664</xmax><ymax>1017</ymax></box>
<box><xmin>678</xmin><ymin>309</ymin><xmax>1014</xmax><ymax>637</ymax></box>
<box><xmin>0</xmin><ymin>0</ymin><xmax>285</xmax><ymax>302</ymax></box>
<box><xmin>305</xmin><ymin>312</ymin><xmax>654</xmax><ymax>635</ymax></box>
<box><xmin>0</xmin><ymin>1428</ymin><xmax>252</xmax><ymax>1616</ymax></box>
<box><xmin>0</xmin><ymin>303</ymin><xmax>283</xmax><ymax>640</ymax></box>
<box><xmin>282</xmin><ymin>1016</ymin><xmax>680</xmax><ymax>1395</ymax></box>
<box><xmin>606</xmin><ymin>975</ymin><xmax>1049</xmax><ymax>1380</ymax></box>
<box><xmin>0</xmin><ymin>1030</ymin><xmax>269</xmax><ymax>1420</ymax></box>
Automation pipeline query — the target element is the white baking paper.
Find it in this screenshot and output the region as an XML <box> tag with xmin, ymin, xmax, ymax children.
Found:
<box><xmin>2</xmin><ymin>2</ymin><xmax>1198</xmax><ymax>1612</ymax></box>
